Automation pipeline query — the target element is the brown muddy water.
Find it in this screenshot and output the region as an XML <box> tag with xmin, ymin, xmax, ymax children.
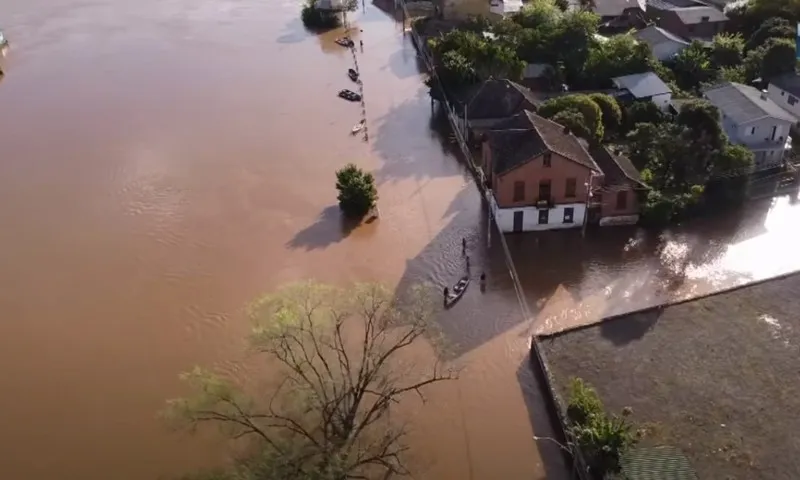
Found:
<box><xmin>1</xmin><ymin>0</ymin><xmax>800</xmax><ymax>479</ymax></box>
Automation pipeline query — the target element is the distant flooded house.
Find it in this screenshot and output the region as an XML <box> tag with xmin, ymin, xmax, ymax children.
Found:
<box><xmin>481</xmin><ymin>111</ymin><xmax>601</xmax><ymax>232</ymax></box>
<box><xmin>588</xmin><ymin>145</ymin><xmax>648</xmax><ymax>226</ymax></box>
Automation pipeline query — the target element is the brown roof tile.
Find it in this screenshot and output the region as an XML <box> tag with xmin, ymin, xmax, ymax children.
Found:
<box><xmin>589</xmin><ymin>144</ymin><xmax>647</xmax><ymax>187</ymax></box>
<box><xmin>486</xmin><ymin>110</ymin><xmax>601</xmax><ymax>175</ymax></box>
<box><xmin>466</xmin><ymin>78</ymin><xmax>540</xmax><ymax>120</ymax></box>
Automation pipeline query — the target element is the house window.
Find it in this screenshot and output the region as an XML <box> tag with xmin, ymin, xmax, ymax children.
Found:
<box><xmin>749</xmin><ymin>126</ymin><xmax>756</xmax><ymax>136</ymax></box>
<box><xmin>688</xmin><ymin>25</ymin><xmax>695</xmax><ymax>33</ymax></box>
<box><xmin>538</xmin><ymin>209</ymin><xmax>549</xmax><ymax>225</ymax></box>
<box><xmin>563</xmin><ymin>207</ymin><xmax>574</xmax><ymax>224</ymax></box>
<box><xmin>701</xmin><ymin>16</ymin><xmax>709</xmax><ymax>21</ymax></box>
<box><xmin>539</xmin><ymin>179</ymin><xmax>552</xmax><ymax>200</ymax></box>
<box><xmin>565</xmin><ymin>178</ymin><xmax>577</xmax><ymax>198</ymax></box>
<box><xmin>616</xmin><ymin>190</ymin><xmax>628</xmax><ymax>210</ymax></box>
<box><xmin>543</xmin><ymin>152</ymin><xmax>552</xmax><ymax>167</ymax></box>
<box><xmin>513</xmin><ymin>181</ymin><xmax>525</xmax><ymax>202</ymax></box>
<box><xmin>789</xmin><ymin>95</ymin><xmax>798</xmax><ymax>106</ymax></box>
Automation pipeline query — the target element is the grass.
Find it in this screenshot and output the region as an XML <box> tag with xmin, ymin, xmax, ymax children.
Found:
<box><xmin>539</xmin><ymin>271</ymin><xmax>800</xmax><ymax>480</ymax></box>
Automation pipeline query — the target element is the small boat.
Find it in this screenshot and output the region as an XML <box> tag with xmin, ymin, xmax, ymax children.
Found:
<box><xmin>445</xmin><ymin>276</ymin><xmax>470</xmax><ymax>307</ymax></box>
<box><xmin>338</xmin><ymin>89</ymin><xmax>362</xmax><ymax>102</ymax></box>
<box><xmin>351</xmin><ymin>119</ymin><xmax>365</xmax><ymax>134</ymax></box>
<box><xmin>335</xmin><ymin>37</ymin><xmax>354</xmax><ymax>48</ymax></box>
<box><xmin>348</xmin><ymin>68</ymin><xmax>359</xmax><ymax>82</ymax></box>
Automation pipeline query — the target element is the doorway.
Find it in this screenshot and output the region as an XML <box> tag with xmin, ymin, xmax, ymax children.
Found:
<box><xmin>513</xmin><ymin>211</ymin><xmax>524</xmax><ymax>232</ymax></box>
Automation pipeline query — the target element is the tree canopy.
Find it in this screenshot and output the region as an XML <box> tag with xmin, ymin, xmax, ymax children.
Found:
<box><xmin>335</xmin><ymin>164</ymin><xmax>378</xmax><ymax>219</ymax></box>
<box><xmin>168</xmin><ymin>282</ymin><xmax>455</xmax><ymax>480</ymax></box>
<box><xmin>538</xmin><ymin>94</ymin><xmax>604</xmax><ymax>140</ymax></box>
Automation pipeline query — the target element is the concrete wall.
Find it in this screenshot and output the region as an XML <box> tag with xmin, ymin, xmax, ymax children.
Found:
<box><xmin>651</xmin><ymin>92</ymin><xmax>672</xmax><ymax>111</ymax></box>
<box><xmin>652</xmin><ymin>41</ymin><xmax>688</xmax><ymax>62</ymax></box>
<box><xmin>489</xmin><ymin>194</ymin><xmax>586</xmax><ymax>232</ymax></box>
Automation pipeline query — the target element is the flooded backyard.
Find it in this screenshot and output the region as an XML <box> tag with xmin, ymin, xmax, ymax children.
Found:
<box><xmin>0</xmin><ymin>0</ymin><xmax>799</xmax><ymax>479</ymax></box>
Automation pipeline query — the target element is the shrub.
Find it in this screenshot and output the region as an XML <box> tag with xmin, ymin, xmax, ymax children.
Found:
<box><xmin>301</xmin><ymin>0</ymin><xmax>341</xmax><ymax>30</ymax></box>
<box><xmin>566</xmin><ymin>377</ymin><xmax>637</xmax><ymax>478</ymax></box>
<box><xmin>335</xmin><ymin>164</ymin><xmax>378</xmax><ymax>218</ymax></box>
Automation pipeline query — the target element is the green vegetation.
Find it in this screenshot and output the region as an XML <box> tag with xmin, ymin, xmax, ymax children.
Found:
<box><xmin>625</xmin><ymin>100</ymin><xmax>754</xmax><ymax>225</ymax></box>
<box><xmin>300</xmin><ymin>0</ymin><xmax>341</xmax><ymax>30</ymax></box>
<box><xmin>538</xmin><ymin>94</ymin><xmax>606</xmax><ymax>141</ymax></box>
<box><xmin>566</xmin><ymin>377</ymin><xmax>636</xmax><ymax>477</ymax></box>
<box><xmin>335</xmin><ymin>163</ymin><xmax>378</xmax><ymax>219</ymax></box>
<box><xmin>168</xmin><ymin>282</ymin><xmax>454</xmax><ymax>480</ymax></box>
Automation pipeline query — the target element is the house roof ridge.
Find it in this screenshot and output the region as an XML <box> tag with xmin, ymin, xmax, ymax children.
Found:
<box><xmin>532</xmin><ymin>114</ymin><xmax>602</xmax><ymax>172</ymax></box>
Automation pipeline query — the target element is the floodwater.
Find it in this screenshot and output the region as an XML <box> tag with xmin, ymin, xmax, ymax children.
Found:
<box><xmin>1</xmin><ymin>0</ymin><xmax>800</xmax><ymax>479</ymax></box>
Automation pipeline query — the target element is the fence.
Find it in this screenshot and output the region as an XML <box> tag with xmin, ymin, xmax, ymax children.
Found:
<box><xmin>397</xmin><ymin>2</ymin><xmax>590</xmax><ymax>478</ymax></box>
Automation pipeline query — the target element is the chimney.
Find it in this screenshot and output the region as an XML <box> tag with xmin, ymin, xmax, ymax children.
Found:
<box><xmin>761</xmin><ymin>89</ymin><xmax>768</xmax><ymax>100</ymax></box>
<box><xmin>563</xmin><ymin>125</ymin><xmax>571</xmax><ymax>134</ymax></box>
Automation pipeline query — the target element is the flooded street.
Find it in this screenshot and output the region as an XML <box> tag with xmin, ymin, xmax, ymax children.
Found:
<box><xmin>1</xmin><ymin>0</ymin><xmax>800</xmax><ymax>478</ymax></box>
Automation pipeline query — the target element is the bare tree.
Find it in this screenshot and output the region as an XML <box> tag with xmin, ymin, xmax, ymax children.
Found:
<box><xmin>166</xmin><ymin>281</ymin><xmax>456</xmax><ymax>480</ymax></box>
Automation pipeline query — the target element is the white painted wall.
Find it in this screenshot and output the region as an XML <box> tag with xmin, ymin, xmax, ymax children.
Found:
<box><xmin>651</xmin><ymin>92</ymin><xmax>672</xmax><ymax>111</ymax></box>
<box><xmin>767</xmin><ymin>83</ymin><xmax>800</xmax><ymax>121</ymax></box>
<box><xmin>599</xmin><ymin>215</ymin><xmax>639</xmax><ymax>227</ymax></box>
<box><xmin>488</xmin><ymin>194</ymin><xmax>586</xmax><ymax>232</ymax></box>
<box><xmin>736</xmin><ymin>118</ymin><xmax>790</xmax><ymax>144</ymax></box>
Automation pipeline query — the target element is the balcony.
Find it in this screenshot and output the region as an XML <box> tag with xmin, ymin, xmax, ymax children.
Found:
<box><xmin>535</xmin><ymin>196</ymin><xmax>553</xmax><ymax>209</ymax></box>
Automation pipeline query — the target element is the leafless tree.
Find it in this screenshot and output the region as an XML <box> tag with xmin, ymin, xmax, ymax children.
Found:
<box><xmin>166</xmin><ymin>281</ymin><xmax>456</xmax><ymax>480</ymax></box>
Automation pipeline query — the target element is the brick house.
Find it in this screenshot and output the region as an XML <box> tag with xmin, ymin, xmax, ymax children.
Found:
<box><xmin>588</xmin><ymin>145</ymin><xmax>649</xmax><ymax>226</ymax></box>
<box><xmin>481</xmin><ymin>111</ymin><xmax>601</xmax><ymax>232</ymax></box>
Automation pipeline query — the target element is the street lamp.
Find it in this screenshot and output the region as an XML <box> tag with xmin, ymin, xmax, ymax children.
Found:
<box><xmin>532</xmin><ymin>435</ymin><xmax>573</xmax><ymax>454</ymax></box>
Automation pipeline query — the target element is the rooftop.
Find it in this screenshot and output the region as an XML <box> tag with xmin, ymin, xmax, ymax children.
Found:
<box><xmin>671</xmin><ymin>5</ymin><xmax>727</xmax><ymax>24</ymax></box>
<box><xmin>592</xmin><ymin>0</ymin><xmax>645</xmax><ymax>17</ymax></box>
<box><xmin>612</xmin><ymin>72</ymin><xmax>672</xmax><ymax>99</ymax></box>
<box><xmin>465</xmin><ymin>78</ymin><xmax>540</xmax><ymax>120</ymax></box>
<box><xmin>703</xmin><ymin>82</ymin><xmax>796</xmax><ymax>124</ymax></box>
<box><xmin>632</xmin><ymin>25</ymin><xmax>690</xmax><ymax>48</ymax></box>
<box><xmin>540</xmin><ymin>271</ymin><xmax>800</xmax><ymax>480</ymax></box>
<box><xmin>487</xmin><ymin>111</ymin><xmax>600</xmax><ymax>174</ymax></box>
<box><xmin>770</xmin><ymin>73</ymin><xmax>800</xmax><ymax>98</ymax></box>
<box><xmin>646</xmin><ymin>0</ymin><xmax>704</xmax><ymax>9</ymax></box>
<box><xmin>589</xmin><ymin>144</ymin><xmax>647</xmax><ymax>187</ymax></box>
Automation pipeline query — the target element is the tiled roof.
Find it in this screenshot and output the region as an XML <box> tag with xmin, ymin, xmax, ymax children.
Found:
<box><xmin>612</xmin><ymin>72</ymin><xmax>672</xmax><ymax>99</ymax></box>
<box><xmin>672</xmin><ymin>5</ymin><xmax>727</xmax><ymax>24</ymax></box>
<box><xmin>646</xmin><ymin>0</ymin><xmax>703</xmax><ymax>9</ymax></box>
<box><xmin>589</xmin><ymin>144</ymin><xmax>647</xmax><ymax>188</ymax></box>
<box><xmin>487</xmin><ymin>111</ymin><xmax>600</xmax><ymax>175</ymax></box>
<box><xmin>703</xmin><ymin>82</ymin><xmax>796</xmax><ymax>124</ymax></box>
<box><xmin>770</xmin><ymin>73</ymin><xmax>800</xmax><ymax>98</ymax></box>
<box><xmin>465</xmin><ymin>78</ymin><xmax>539</xmax><ymax>120</ymax></box>
<box><xmin>632</xmin><ymin>25</ymin><xmax>690</xmax><ymax>48</ymax></box>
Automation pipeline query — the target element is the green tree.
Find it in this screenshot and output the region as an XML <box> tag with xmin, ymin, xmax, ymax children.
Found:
<box><xmin>511</xmin><ymin>0</ymin><xmax>563</xmax><ymax>29</ymax></box>
<box><xmin>167</xmin><ymin>282</ymin><xmax>455</xmax><ymax>480</ymax></box>
<box><xmin>301</xmin><ymin>0</ymin><xmax>342</xmax><ymax>30</ymax></box>
<box><xmin>760</xmin><ymin>37</ymin><xmax>796</xmax><ymax>80</ymax></box>
<box><xmin>588</xmin><ymin>93</ymin><xmax>622</xmax><ymax>137</ymax></box>
<box><xmin>552</xmin><ymin>110</ymin><xmax>592</xmax><ymax>140</ymax></box>
<box><xmin>704</xmin><ymin>144</ymin><xmax>755</xmax><ymax>207</ymax></box>
<box><xmin>744</xmin><ymin>17</ymin><xmax>796</xmax><ymax>52</ymax></box>
<box><xmin>335</xmin><ymin>163</ymin><xmax>378</xmax><ymax>218</ymax></box>
<box><xmin>726</xmin><ymin>0</ymin><xmax>800</xmax><ymax>40</ymax></box>
<box><xmin>711</xmin><ymin>33</ymin><xmax>745</xmax><ymax>68</ymax></box>
<box><xmin>583</xmin><ymin>34</ymin><xmax>653</xmax><ymax>87</ymax></box>
<box><xmin>555</xmin><ymin>10</ymin><xmax>600</xmax><ymax>81</ymax></box>
<box><xmin>718</xmin><ymin>65</ymin><xmax>747</xmax><ymax>83</ymax></box>
<box><xmin>539</xmin><ymin>94</ymin><xmax>604</xmax><ymax>140</ymax></box>
<box><xmin>670</xmin><ymin>41</ymin><xmax>716</xmax><ymax>91</ymax></box>
<box><xmin>428</xmin><ymin>30</ymin><xmax>524</xmax><ymax>89</ymax></box>
<box><xmin>676</xmin><ymin>99</ymin><xmax>724</xmax><ymax>150</ymax></box>
<box><xmin>623</xmin><ymin>101</ymin><xmax>665</xmax><ymax>133</ymax></box>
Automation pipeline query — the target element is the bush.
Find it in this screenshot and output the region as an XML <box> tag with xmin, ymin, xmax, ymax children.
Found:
<box><xmin>301</xmin><ymin>1</ymin><xmax>341</xmax><ymax>30</ymax></box>
<box><xmin>335</xmin><ymin>164</ymin><xmax>378</xmax><ymax>218</ymax></box>
<box><xmin>566</xmin><ymin>377</ymin><xmax>636</xmax><ymax>478</ymax></box>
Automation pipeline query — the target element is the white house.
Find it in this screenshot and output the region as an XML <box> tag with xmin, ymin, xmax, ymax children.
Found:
<box><xmin>767</xmin><ymin>73</ymin><xmax>800</xmax><ymax>122</ymax></box>
<box><xmin>704</xmin><ymin>82</ymin><xmax>796</xmax><ymax>170</ymax></box>
<box><xmin>632</xmin><ymin>25</ymin><xmax>690</xmax><ymax>61</ymax></box>
<box><xmin>612</xmin><ymin>72</ymin><xmax>673</xmax><ymax>111</ymax></box>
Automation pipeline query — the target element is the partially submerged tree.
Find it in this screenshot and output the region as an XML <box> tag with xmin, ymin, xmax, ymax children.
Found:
<box><xmin>167</xmin><ymin>281</ymin><xmax>455</xmax><ymax>480</ymax></box>
<box><xmin>335</xmin><ymin>163</ymin><xmax>378</xmax><ymax>219</ymax></box>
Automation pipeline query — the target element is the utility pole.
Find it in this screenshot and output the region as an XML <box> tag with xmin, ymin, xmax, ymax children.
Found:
<box><xmin>581</xmin><ymin>172</ymin><xmax>594</xmax><ymax>238</ymax></box>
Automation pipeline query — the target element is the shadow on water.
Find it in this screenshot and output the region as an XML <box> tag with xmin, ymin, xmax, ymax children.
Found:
<box><xmin>517</xmin><ymin>356</ymin><xmax>572</xmax><ymax>480</ymax></box>
<box><xmin>381</xmin><ymin>42</ymin><xmax>427</xmax><ymax>80</ymax></box>
<box><xmin>372</xmin><ymin>95</ymin><xmax>471</xmax><ymax>184</ymax></box>
<box><xmin>286</xmin><ymin>205</ymin><xmax>359</xmax><ymax>250</ymax></box>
